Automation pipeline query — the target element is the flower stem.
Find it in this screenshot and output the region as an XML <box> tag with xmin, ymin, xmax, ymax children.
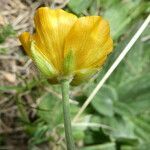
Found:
<box><xmin>60</xmin><ymin>78</ymin><xmax>75</xmax><ymax>150</ymax></box>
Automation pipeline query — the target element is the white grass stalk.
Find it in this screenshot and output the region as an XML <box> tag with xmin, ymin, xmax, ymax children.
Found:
<box><xmin>73</xmin><ymin>14</ymin><xmax>150</xmax><ymax>122</ymax></box>
<box><xmin>73</xmin><ymin>122</ymin><xmax>113</xmax><ymax>130</ymax></box>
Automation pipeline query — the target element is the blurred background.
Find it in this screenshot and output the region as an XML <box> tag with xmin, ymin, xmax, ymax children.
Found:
<box><xmin>0</xmin><ymin>0</ymin><xmax>150</xmax><ymax>149</ymax></box>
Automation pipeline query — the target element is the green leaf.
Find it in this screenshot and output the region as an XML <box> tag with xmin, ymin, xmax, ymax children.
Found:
<box><xmin>104</xmin><ymin>1</ymin><xmax>147</xmax><ymax>39</ymax></box>
<box><xmin>121</xmin><ymin>142</ymin><xmax>150</xmax><ymax>150</ymax></box>
<box><xmin>26</xmin><ymin>121</ymin><xmax>51</xmax><ymax>148</ymax></box>
<box><xmin>127</xmin><ymin>92</ymin><xmax>150</xmax><ymax>115</ymax></box>
<box><xmin>133</xmin><ymin>116</ymin><xmax>150</xmax><ymax>142</ymax></box>
<box><xmin>0</xmin><ymin>24</ymin><xmax>15</xmax><ymax>43</ymax></box>
<box><xmin>105</xmin><ymin>117</ymin><xmax>137</xmax><ymax>140</ymax></box>
<box><xmin>117</xmin><ymin>74</ymin><xmax>150</xmax><ymax>101</ymax></box>
<box><xmin>37</xmin><ymin>93</ymin><xmax>63</xmax><ymax>129</ymax></box>
<box><xmin>86</xmin><ymin>85</ymin><xmax>117</xmax><ymax>116</ymax></box>
<box><xmin>80</xmin><ymin>143</ymin><xmax>116</xmax><ymax>150</ymax></box>
<box><xmin>121</xmin><ymin>145</ymin><xmax>135</xmax><ymax>150</ymax></box>
<box><xmin>104</xmin><ymin>2</ymin><xmax>128</xmax><ymax>38</ymax></box>
<box><xmin>113</xmin><ymin>101</ymin><xmax>134</xmax><ymax>116</ymax></box>
<box><xmin>72</xmin><ymin>128</ymin><xmax>85</xmax><ymax>141</ymax></box>
<box><xmin>68</xmin><ymin>0</ymin><xmax>93</xmax><ymax>15</ymax></box>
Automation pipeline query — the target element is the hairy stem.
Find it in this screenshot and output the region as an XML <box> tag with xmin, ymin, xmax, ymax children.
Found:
<box><xmin>61</xmin><ymin>78</ymin><xmax>75</xmax><ymax>150</ymax></box>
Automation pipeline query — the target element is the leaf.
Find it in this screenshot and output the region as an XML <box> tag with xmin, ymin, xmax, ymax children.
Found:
<box><xmin>37</xmin><ymin>93</ymin><xmax>63</xmax><ymax>129</ymax></box>
<box><xmin>26</xmin><ymin>121</ymin><xmax>52</xmax><ymax>149</ymax></box>
<box><xmin>117</xmin><ymin>74</ymin><xmax>150</xmax><ymax>101</ymax></box>
<box><xmin>133</xmin><ymin>116</ymin><xmax>150</xmax><ymax>142</ymax></box>
<box><xmin>104</xmin><ymin>3</ymin><xmax>128</xmax><ymax>38</ymax></box>
<box><xmin>86</xmin><ymin>85</ymin><xmax>118</xmax><ymax>116</ymax></box>
<box><xmin>80</xmin><ymin>143</ymin><xmax>116</xmax><ymax>150</ymax></box>
<box><xmin>68</xmin><ymin>0</ymin><xmax>93</xmax><ymax>15</ymax></box>
<box><xmin>0</xmin><ymin>85</ymin><xmax>21</xmax><ymax>92</ymax></box>
<box><xmin>121</xmin><ymin>145</ymin><xmax>135</xmax><ymax>150</ymax></box>
<box><xmin>121</xmin><ymin>142</ymin><xmax>150</xmax><ymax>150</ymax></box>
<box><xmin>98</xmin><ymin>0</ymin><xmax>120</xmax><ymax>9</ymax></box>
<box><xmin>104</xmin><ymin>1</ymin><xmax>147</xmax><ymax>39</ymax></box>
<box><xmin>126</xmin><ymin>92</ymin><xmax>150</xmax><ymax>115</ymax></box>
<box><xmin>72</xmin><ymin>128</ymin><xmax>85</xmax><ymax>141</ymax></box>
<box><xmin>113</xmin><ymin>101</ymin><xmax>134</xmax><ymax>116</ymax></box>
<box><xmin>37</xmin><ymin>92</ymin><xmax>80</xmax><ymax>130</ymax></box>
<box><xmin>0</xmin><ymin>24</ymin><xmax>15</xmax><ymax>43</ymax></box>
<box><xmin>104</xmin><ymin>117</ymin><xmax>137</xmax><ymax>141</ymax></box>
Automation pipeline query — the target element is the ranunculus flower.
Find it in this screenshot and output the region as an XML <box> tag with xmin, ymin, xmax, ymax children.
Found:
<box><xmin>19</xmin><ymin>7</ymin><xmax>113</xmax><ymax>85</ymax></box>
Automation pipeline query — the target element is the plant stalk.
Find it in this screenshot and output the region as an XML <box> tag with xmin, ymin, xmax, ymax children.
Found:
<box><xmin>61</xmin><ymin>78</ymin><xmax>75</xmax><ymax>150</ymax></box>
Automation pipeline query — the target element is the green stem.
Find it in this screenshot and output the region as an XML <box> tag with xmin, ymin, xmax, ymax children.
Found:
<box><xmin>61</xmin><ymin>78</ymin><xmax>75</xmax><ymax>150</ymax></box>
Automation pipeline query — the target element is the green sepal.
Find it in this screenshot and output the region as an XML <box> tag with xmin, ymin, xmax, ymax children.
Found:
<box><xmin>30</xmin><ymin>41</ymin><xmax>57</xmax><ymax>77</ymax></box>
<box><xmin>63</xmin><ymin>49</ymin><xmax>75</xmax><ymax>75</ymax></box>
<box><xmin>71</xmin><ymin>68</ymin><xmax>99</xmax><ymax>85</ymax></box>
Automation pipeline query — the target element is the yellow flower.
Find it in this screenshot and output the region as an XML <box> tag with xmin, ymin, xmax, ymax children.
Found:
<box><xmin>19</xmin><ymin>7</ymin><xmax>113</xmax><ymax>85</ymax></box>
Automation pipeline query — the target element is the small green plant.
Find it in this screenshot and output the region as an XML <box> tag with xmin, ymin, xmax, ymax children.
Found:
<box><xmin>0</xmin><ymin>24</ymin><xmax>15</xmax><ymax>44</ymax></box>
<box><xmin>0</xmin><ymin>48</ymin><xmax>7</xmax><ymax>54</ymax></box>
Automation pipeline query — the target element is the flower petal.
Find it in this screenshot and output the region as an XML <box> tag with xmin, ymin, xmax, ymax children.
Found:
<box><xmin>34</xmin><ymin>7</ymin><xmax>77</xmax><ymax>72</ymax></box>
<box><xmin>64</xmin><ymin>16</ymin><xmax>113</xmax><ymax>69</ymax></box>
<box><xmin>19</xmin><ymin>32</ymin><xmax>31</xmax><ymax>57</ymax></box>
<box><xmin>90</xmin><ymin>37</ymin><xmax>113</xmax><ymax>68</ymax></box>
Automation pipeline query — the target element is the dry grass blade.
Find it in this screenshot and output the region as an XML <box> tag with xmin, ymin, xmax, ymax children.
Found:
<box><xmin>73</xmin><ymin>14</ymin><xmax>150</xmax><ymax>123</ymax></box>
